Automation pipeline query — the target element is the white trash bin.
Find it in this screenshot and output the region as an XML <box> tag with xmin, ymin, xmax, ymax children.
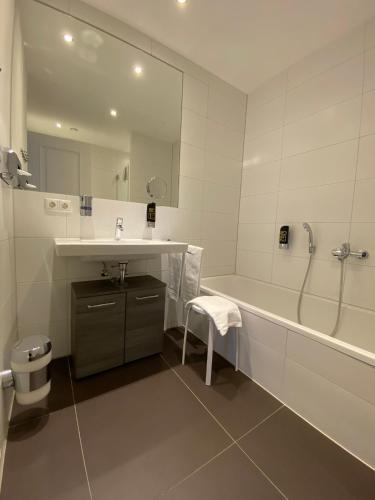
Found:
<box><xmin>10</xmin><ymin>335</ymin><xmax>52</xmax><ymax>405</ymax></box>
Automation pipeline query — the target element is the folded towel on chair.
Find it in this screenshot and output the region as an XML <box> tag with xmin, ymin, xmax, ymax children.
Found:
<box><xmin>186</xmin><ymin>295</ymin><xmax>242</xmax><ymax>336</ymax></box>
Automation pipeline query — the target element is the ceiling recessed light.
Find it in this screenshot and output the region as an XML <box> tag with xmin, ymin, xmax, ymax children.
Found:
<box><xmin>63</xmin><ymin>33</ymin><xmax>74</xmax><ymax>43</ymax></box>
<box><xmin>56</xmin><ymin>122</ymin><xmax>62</xmax><ymax>128</ymax></box>
<box><xmin>176</xmin><ymin>0</ymin><xmax>187</xmax><ymax>4</ymax></box>
<box><xmin>110</xmin><ymin>109</ymin><xmax>117</xmax><ymax>117</ymax></box>
<box><xmin>133</xmin><ymin>65</ymin><xmax>143</xmax><ymax>75</ymax></box>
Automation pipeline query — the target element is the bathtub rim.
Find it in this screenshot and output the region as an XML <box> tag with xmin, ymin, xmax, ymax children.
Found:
<box><xmin>200</xmin><ymin>275</ymin><xmax>375</xmax><ymax>368</ymax></box>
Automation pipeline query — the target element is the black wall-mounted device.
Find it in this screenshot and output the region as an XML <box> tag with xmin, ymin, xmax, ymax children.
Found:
<box><xmin>279</xmin><ymin>225</ymin><xmax>289</xmax><ymax>249</ymax></box>
<box><xmin>147</xmin><ymin>202</ymin><xmax>156</xmax><ymax>228</ymax></box>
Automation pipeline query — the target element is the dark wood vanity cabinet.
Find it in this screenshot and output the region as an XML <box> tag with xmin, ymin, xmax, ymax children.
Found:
<box><xmin>71</xmin><ymin>276</ymin><xmax>166</xmax><ymax>378</ymax></box>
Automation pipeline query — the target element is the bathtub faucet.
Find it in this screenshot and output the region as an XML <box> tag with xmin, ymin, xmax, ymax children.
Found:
<box><xmin>331</xmin><ymin>242</ymin><xmax>368</xmax><ymax>261</ymax></box>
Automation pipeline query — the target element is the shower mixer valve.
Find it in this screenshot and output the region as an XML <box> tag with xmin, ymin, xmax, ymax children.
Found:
<box><xmin>331</xmin><ymin>242</ymin><xmax>369</xmax><ymax>261</ymax></box>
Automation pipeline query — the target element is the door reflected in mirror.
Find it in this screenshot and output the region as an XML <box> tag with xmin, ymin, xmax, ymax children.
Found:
<box><xmin>15</xmin><ymin>0</ymin><xmax>183</xmax><ymax>207</ymax></box>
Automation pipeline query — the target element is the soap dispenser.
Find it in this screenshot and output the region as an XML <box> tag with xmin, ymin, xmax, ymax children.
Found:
<box><xmin>147</xmin><ymin>202</ymin><xmax>156</xmax><ymax>228</ymax></box>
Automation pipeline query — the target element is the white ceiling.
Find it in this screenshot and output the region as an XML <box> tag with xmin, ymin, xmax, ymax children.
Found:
<box><xmin>82</xmin><ymin>0</ymin><xmax>375</xmax><ymax>93</ymax></box>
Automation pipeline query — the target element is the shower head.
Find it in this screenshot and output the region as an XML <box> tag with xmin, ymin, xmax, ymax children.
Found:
<box><xmin>303</xmin><ymin>222</ymin><xmax>314</xmax><ymax>254</ymax></box>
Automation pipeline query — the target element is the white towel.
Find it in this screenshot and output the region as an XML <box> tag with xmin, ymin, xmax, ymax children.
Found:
<box><xmin>186</xmin><ymin>295</ymin><xmax>242</xmax><ymax>336</ymax></box>
<box><xmin>181</xmin><ymin>245</ymin><xmax>203</xmax><ymax>303</ymax></box>
<box><xmin>167</xmin><ymin>252</ymin><xmax>183</xmax><ymax>301</ymax></box>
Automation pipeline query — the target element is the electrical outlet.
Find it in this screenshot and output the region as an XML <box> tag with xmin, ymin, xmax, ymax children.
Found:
<box><xmin>45</xmin><ymin>198</ymin><xmax>73</xmax><ymax>214</ymax></box>
<box><xmin>58</xmin><ymin>199</ymin><xmax>72</xmax><ymax>212</ymax></box>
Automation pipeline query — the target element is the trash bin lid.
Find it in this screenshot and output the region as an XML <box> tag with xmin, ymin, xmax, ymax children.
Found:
<box><xmin>11</xmin><ymin>335</ymin><xmax>52</xmax><ymax>364</ymax></box>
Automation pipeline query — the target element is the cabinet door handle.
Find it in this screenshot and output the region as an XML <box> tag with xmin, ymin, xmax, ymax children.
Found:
<box><xmin>87</xmin><ymin>302</ymin><xmax>116</xmax><ymax>309</ymax></box>
<box><xmin>135</xmin><ymin>294</ymin><xmax>159</xmax><ymax>301</ymax></box>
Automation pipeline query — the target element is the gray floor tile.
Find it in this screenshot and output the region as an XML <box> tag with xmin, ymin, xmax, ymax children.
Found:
<box><xmin>163</xmin><ymin>329</ymin><xmax>282</xmax><ymax>439</ymax></box>
<box><xmin>10</xmin><ymin>357</ymin><xmax>74</xmax><ymax>426</ymax></box>
<box><xmin>1</xmin><ymin>407</ymin><xmax>90</xmax><ymax>500</ymax></box>
<box><xmin>239</xmin><ymin>406</ymin><xmax>375</xmax><ymax>500</ymax></box>
<box><xmin>75</xmin><ymin>356</ymin><xmax>232</xmax><ymax>500</ymax></box>
<box><xmin>161</xmin><ymin>444</ymin><xmax>282</xmax><ymax>500</ymax></box>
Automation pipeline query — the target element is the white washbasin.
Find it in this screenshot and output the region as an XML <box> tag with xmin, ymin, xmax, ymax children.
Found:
<box><xmin>54</xmin><ymin>238</ymin><xmax>188</xmax><ymax>260</ymax></box>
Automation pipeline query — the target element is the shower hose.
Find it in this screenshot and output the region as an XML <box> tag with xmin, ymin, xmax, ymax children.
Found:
<box><xmin>297</xmin><ymin>255</ymin><xmax>345</xmax><ymax>337</ymax></box>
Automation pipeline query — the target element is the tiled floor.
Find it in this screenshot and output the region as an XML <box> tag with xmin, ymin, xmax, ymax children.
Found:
<box><xmin>1</xmin><ymin>329</ymin><xmax>375</xmax><ymax>499</ymax></box>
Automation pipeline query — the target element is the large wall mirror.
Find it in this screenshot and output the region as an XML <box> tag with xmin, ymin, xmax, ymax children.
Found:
<box><xmin>14</xmin><ymin>0</ymin><xmax>183</xmax><ymax>207</ymax></box>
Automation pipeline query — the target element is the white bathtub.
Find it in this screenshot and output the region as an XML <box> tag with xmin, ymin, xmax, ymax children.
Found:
<box><xmin>196</xmin><ymin>274</ymin><xmax>375</xmax><ymax>469</ymax></box>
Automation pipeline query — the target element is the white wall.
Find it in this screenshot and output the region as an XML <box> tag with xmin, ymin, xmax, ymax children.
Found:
<box><xmin>0</xmin><ymin>0</ymin><xmax>17</xmax><ymax>468</ymax></box>
<box><xmin>13</xmin><ymin>0</ymin><xmax>246</xmax><ymax>359</ymax></box>
<box><xmin>238</xmin><ymin>20</ymin><xmax>375</xmax><ymax>323</ymax></box>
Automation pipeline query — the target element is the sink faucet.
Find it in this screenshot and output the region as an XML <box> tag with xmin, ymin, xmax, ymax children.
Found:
<box><xmin>115</xmin><ymin>217</ymin><xmax>124</xmax><ymax>240</ymax></box>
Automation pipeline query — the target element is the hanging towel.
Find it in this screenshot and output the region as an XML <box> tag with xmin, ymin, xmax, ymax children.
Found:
<box><xmin>167</xmin><ymin>252</ymin><xmax>183</xmax><ymax>301</ymax></box>
<box><xmin>186</xmin><ymin>295</ymin><xmax>242</xmax><ymax>336</ymax></box>
<box><xmin>181</xmin><ymin>245</ymin><xmax>203</xmax><ymax>303</ymax></box>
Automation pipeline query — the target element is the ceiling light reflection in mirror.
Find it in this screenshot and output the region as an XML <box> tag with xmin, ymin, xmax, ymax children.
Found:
<box><xmin>17</xmin><ymin>0</ymin><xmax>183</xmax><ymax>206</ymax></box>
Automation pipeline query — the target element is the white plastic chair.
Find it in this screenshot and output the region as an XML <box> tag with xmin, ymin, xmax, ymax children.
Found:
<box><xmin>182</xmin><ymin>302</ymin><xmax>239</xmax><ymax>386</ymax></box>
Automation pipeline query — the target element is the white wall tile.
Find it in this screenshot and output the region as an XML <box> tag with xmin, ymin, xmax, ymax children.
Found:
<box><xmin>288</xmin><ymin>27</ymin><xmax>364</xmax><ymax>89</ymax></box>
<box><xmin>241</xmin><ymin>161</ymin><xmax>280</xmax><ymax>196</ymax></box>
<box><xmin>201</xmin><ymin>240</ymin><xmax>236</xmax><ymax>269</ymax></box>
<box><xmin>181</xmin><ymin>108</ymin><xmax>206</xmax><ymax>149</ymax></box>
<box><xmin>239</xmin><ymin>193</ymin><xmax>278</xmax><ymax>224</ymax></box>
<box><xmin>246</xmin><ymin>96</ymin><xmax>284</xmax><ymax>139</ymax></box>
<box><xmin>178</xmin><ymin>176</ymin><xmax>203</xmax><ymax>211</ymax></box>
<box><xmin>280</xmin><ymin>140</ymin><xmax>358</xmax><ymax>190</ymax></box>
<box><xmin>179</xmin><ymin>142</ymin><xmax>205</xmax><ymax>180</ymax></box>
<box><xmin>277</xmin><ymin>182</ymin><xmax>355</xmax><ymax>222</ymax></box>
<box><xmin>361</xmin><ymin>89</ymin><xmax>375</xmax><ymax>136</ymax></box>
<box><xmin>285</xmin><ymin>55</ymin><xmax>363</xmax><ymax>124</ymax></box>
<box><xmin>14</xmin><ymin>190</ymin><xmax>68</xmax><ymax>238</ymax></box>
<box><xmin>364</xmin><ymin>47</ymin><xmax>375</xmax><ymax>92</ymax></box>
<box><xmin>344</xmin><ymin>264</ymin><xmax>375</xmax><ymax>311</ymax></box>
<box><xmin>205</xmin><ymin>151</ymin><xmax>242</xmax><ymax>188</ymax></box>
<box><xmin>284</xmin><ymin>98</ymin><xmax>361</xmax><ymax>157</ymax></box>
<box><xmin>365</xmin><ymin>16</ymin><xmax>375</xmax><ymax>50</ymax></box>
<box><xmin>352</xmin><ymin>178</ymin><xmax>375</xmax><ymax>222</ymax></box>
<box><xmin>15</xmin><ymin>238</ymin><xmax>67</xmax><ymax>283</ymax></box>
<box><xmin>357</xmin><ymin>134</ymin><xmax>375</xmax><ymax>179</ymax></box>
<box><xmin>236</xmin><ymin>249</ymin><xmax>273</xmax><ymax>282</ymax></box>
<box><xmin>243</xmin><ymin>128</ymin><xmax>282</xmax><ymax>167</ymax></box>
<box><xmin>182</xmin><ymin>74</ymin><xmax>208</xmax><ymax>117</ymax></box>
<box><xmin>272</xmin><ymin>254</ymin><xmax>342</xmax><ymax>300</ymax></box>
<box><xmin>206</xmin><ymin>119</ymin><xmax>244</xmax><ymax>161</ymax></box>
<box><xmin>17</xmin><ymin>280</ymin><xmax>68</xmax><ymax>326</ymax></box>
<box><xmin>237</xmin><ymin>223</ymin><xmax>275</xmax><ymax>252</ymax></box>
<box><xmin>202</xmin><ymin>212</ymin><xmax>238</xmax><ymax>241</ymax></box>
<box><xmin>203</xmin><ymin>182</ymin><xmax>239</xmax><ymax>215</ymax></box>
<box><xmin>207</xmin><ymin>77</ymin><xmax>246</xmax><ymax>133</ymax></box>
<box><xmin>350</xmin><ymin>222</ymin><xmax>375</xmax><ymax>267</ymax></box>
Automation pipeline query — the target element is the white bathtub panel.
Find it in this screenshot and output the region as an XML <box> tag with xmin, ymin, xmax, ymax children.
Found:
<box><xmin>283</xmin><ymin>358</ymin><xmax>375</xmax><ymax>469</ymax></box>
<box><xmin>240</xmin><ymin>334</ymin><xmax>285</xmax><ymax>399</ymax></box>
<box><xmin>241</xmin><ymin>310</ymin><xmax>287</xmax><ymax>353</ymax></box>
<box><xmin>287</xmin><ymin>330</ymin><xmax>375</xmax><ymax>406</ymax></box>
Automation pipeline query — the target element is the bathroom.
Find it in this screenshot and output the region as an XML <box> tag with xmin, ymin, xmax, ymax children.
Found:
<box><xmin>0</xmin><ymin>0</ymin><xmax>375</xmax><ymax>497</ymax></box>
